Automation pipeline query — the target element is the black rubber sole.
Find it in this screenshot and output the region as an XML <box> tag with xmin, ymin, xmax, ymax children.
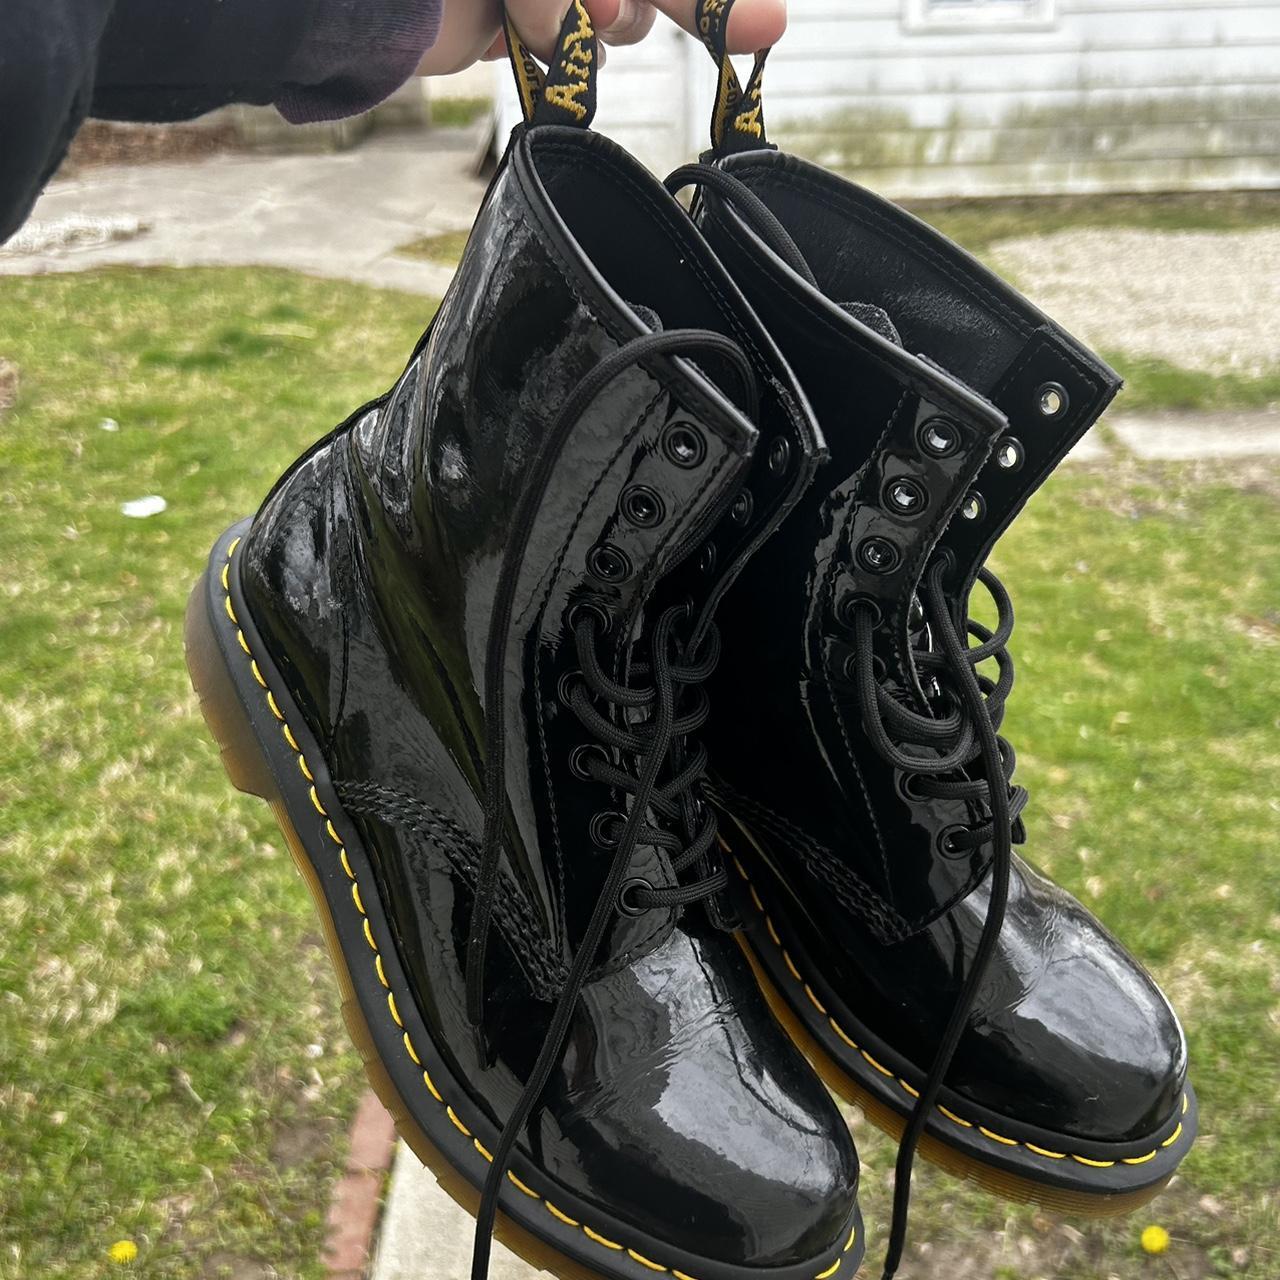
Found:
<box><xmin>186</xmin><ymin>519</ymin><xmax>866</xmax><ymax>1280</ymax></box>
<box><xmin>722</xmin><ymin>820</ymin><xmax>1196</xmax><ymax>1216</ymax></box>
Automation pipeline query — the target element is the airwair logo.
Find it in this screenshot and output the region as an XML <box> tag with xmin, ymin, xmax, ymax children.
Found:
<box><xmin>542</xmin><ymin>1</ymin><xmax>596</xmax><ymax>123</ymax></box>
<box><xmin>695</xmin><ymin>0</ymin><xmax>771</xmax><ymax>153</ymax></box>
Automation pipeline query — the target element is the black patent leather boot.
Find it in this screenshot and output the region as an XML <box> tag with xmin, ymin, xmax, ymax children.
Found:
<box><xmin>184</xmin><ymin>9</ymin><xmax>862</xmax><ymax>1280</ymax></box>
<box><xmin>668</xmin><ymin>2</ymin><xmax>1194</xmax><ymax>1267</ymax></box>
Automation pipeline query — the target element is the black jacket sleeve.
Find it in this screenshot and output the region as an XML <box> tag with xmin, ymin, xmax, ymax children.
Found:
<box><xmin>1</xmin><ymin>0</ymin><xmax>440</xmax><ymax>244</ymax></box>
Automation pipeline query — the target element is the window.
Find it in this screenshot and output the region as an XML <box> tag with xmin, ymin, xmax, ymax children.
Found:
<box><xmin>903</xmin><ymin>0</ymin><xmax>1058</xmax><ymax>34</ymax></box>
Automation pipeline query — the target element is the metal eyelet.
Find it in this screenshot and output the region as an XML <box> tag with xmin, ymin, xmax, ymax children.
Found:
<box><xmin>557</xmin><ymin>671</ymin><xmax>581</xmax><ymax>706</ymax></box>
<box><xmin>838</xmin><ymin>594</ymin><xmax>881</xmax><ymax>629</ymax></box>
<box><xmin>662</xmin><ymin>421</ymin><xmax>706</xmax><ymax>469</ymax></box>
<box><xmin>995</xmin><ymin>437</ymin><xmax>1023</xmax><ymax>471</ymax></box>
<box><xmin>588</xmin><ymin>543</ymin><xmax>632</xmax><ymax>583</ymax></box>
<box><xmin>729</xmin><ymin>489</ymin><xmax>754</xmax><ymax>525</ymax></box>
<box><xmin>567</xmin><ymin>600</ymin><xmax>611</xmax><ymax>635</ymax></box>
<box><xmin>937</xmin><ymin>825</ymin><xmax>970</xmax><ymax>859</ymax></box>
<box><xmin>918</xmin><ymin>417</ymin><xmax>960</xmax><ymax>458</ymax></box>
<box><xmin>884</xmin><ymin>476</ymin><xmax>928</xmax><ymax>516</ymax></box>
<box><xmin>895</xmin><ymin>772</ymin><xmax>926</xmax><ymax>803</ymax></box>
<box><xmin>568</xmin><ymin>743</ymin><xmax>607</xmax><ymax>781</ymax></box>
<box><xmin>1037</xmin><ymin>382</ymin><xmax>1068</xmax><ymax>418</ymax></box>
<box><xmin>960</xmin><ymin>492</ymin><xmax>985</xmax><ymax>522</ymax></box>
<box><xmin>767</xmin><ymin>437</ymin><xmax>791</xmax><ymax>474</ymax></box>
<box><xmin>617</xmin><ymin>876</ymin><xmax>653</xmax><ymax>917</ymax></box>
<box><xmin>857</xmin><ymin>537</ymin><xmax>900</xmax><ymax>574</ymax></box>
<box><xmin>697</xmin><ymin>543</ymin><xmax>717</xmax><ymax>574</ymax></box>
<box><xmin>589</xmin><ymin>811</ymin><xmax>626</xmax><ymax>849</ymax></box>
<box><xmin>621</xmin><ymin>485</ymin><xmax>665</xmax><ymax>528</ymax></box>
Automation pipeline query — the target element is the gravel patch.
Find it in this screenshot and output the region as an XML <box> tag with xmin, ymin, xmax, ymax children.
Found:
<box><xmin>991</xmin><ymin>227</ymin><xmax>1280</xmax><ymax>378</ymax></box>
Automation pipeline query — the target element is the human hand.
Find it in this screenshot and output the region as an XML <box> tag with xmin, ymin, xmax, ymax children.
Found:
<box><xmin>417</xmin><ymin>0</ymin><xmax>786</xmax><ymax>76</ymax></box>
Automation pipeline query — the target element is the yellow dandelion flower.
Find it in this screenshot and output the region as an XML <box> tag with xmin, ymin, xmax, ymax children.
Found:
<box><xmin>108</xmin><ymin>1239</ymin><xmax>138</xmax><ymax>1265</ymax></box>
<box><xmin>1140</xmin><ymin>1224</ymin><xmax>1170</xmax><ymax>1255</ymax></box>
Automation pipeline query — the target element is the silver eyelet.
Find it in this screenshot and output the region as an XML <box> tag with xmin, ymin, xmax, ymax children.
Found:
<box><xmin>1037</xmin><ymin>382</ymin><xmax>1068</xmax><ymax>418</ymax></box>
<box><xmin>697</xmin><ymin>543</ymin><xmax>717</xmax><ymax>574</ymax></box>
<box><xmin>937</xmin><ymin>825</ymin><xmax>970</xmax><ymax>859</ymax></box>
<box><xmin>662</xmin><ymin>421</ymin><xmax>705</xmax><ymax>468</ymax></box>
<box><xmin>729</xmin><ymin>489</ymin><xmax>754</xmax><ymax>525</ymax></box>
<box><xmin>857</xmin><ymin>537</ymin><xmax>900</xmax><ymax>574</ymax></box>
<box><xmin>960</xmin><ymin>492</ymin><xmax>985</xmax><ymax>522</ymax></box>
<box><xmin>568</xmin><ymin>743</ymin><xmax>607</xmax><ymax>781</ymax></box>
<box><xmin>568</xmin><ymin>600</ymin><xmax>611</xmax><ymax>635</ymax></box>
<box><xmin>621</xmin><ymin>485</ymin><xmax>664</xmax><ymax>528</ymax></box>
<box><xmin>896</xmin><ymin>772</ymin><xmax>926</xmax><ymax>803</ymax></box>
<box><xmin>767</xmin><ymin>437</ymin><xmax>791</xmax><ymax>474</ymax></box>
<box><xmin>884</xmin><ymin>477</ymin><xmax>927</xmax><ymax>515</ymax></box>
<box><xmin>557</xmin><ymin>671</ymin><xmax>581</xmax><ymax>706</ymax></box>
<box><xmin>918</xmin><ymin>417</ymin><xmax>960</xmax><ymax>458</ymax></box>
<box><xmin>996</xmin><ymin>438</ymin><xmax>1023</xmax><ymax>471</ymax></box>
<box><xmin>617</xmin><ymin>876</ymin><xmax>653</xmax><ymax>917</ymax></box>
<box><xmin>588</xmin><ymin>543</ymin><xmax>632</xmax><ymax>583</ymax></box>
<box><xmin>590</xmin><ymin>811</ymin><xmax>626</xmax><ymax>849</ymax></box>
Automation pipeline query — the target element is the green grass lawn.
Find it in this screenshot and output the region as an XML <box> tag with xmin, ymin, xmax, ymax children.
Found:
<box><xmin>1</xmin><ymin>267</ymin><xmax>1277</xmax><ymax>1280</ymax></box>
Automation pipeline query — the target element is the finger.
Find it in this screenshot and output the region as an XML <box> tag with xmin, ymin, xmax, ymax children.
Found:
<box><xmin>599</xmin><ymin>0</ymin><xmax>658</xmax><ymax>47</ymax></box>
<box><xmin>645</xmin><ymin>0</ymin><xmax>787</xmax><ymax>52</ymax></box>
<box><xmin>505</xmin><ymin>0</ymin><xmax>620</xmax><ymax>62</ymax></box>
<box><xmin>417</xmin><ymin>0</ymin><xmax>502</xmax><ymax>75</ymax></box>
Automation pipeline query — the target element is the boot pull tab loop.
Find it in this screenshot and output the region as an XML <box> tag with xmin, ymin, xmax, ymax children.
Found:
<box><xmin>504</xmin><ymin>0</ymin><xmax>600</xmax><ymax>130</ymax></box>
<box><xmin>695</xmin><ymin>0</ymin><xmax>772</xmax><ymax>155</ymax></box>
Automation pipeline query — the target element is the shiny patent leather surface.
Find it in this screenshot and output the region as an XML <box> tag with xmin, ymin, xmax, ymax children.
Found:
<box><xmin>699</xmin><ymin>149</ymin><xmax>1188</xmax><ymax>1143</ymax></box>
<box><xmin>236</xmin><ymin>127</ymin><xmax>857</xmax><ymax>1264</ymax></box>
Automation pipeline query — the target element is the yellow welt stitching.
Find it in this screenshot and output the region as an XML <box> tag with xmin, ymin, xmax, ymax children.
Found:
<box><xmin>266</xmin><ymin>691</ymin><xmax>284</xmax><ymax>721</ymax></box>
<box><xmin>362</xmin><ymin>918</ymin><xmax>376</xmax><ymax>950</ymax></box>
<box><xmin>814</xmin><ymin>1260</ymin><xmax>841</xmax><ymax>1280</ymax></box>
<box><xmin>387</xmin><ymin>991</ymin><xmax>402</xmax><ymax>1026</ymax></box>
<box><xmin>309</xmin><ymin>785</ymin><xmax>326</xmax><ymax>815</ymax></box>
<box><xmin>582</xmin><ymin>1226</ymin><xmax>623</xmax><ymax>1250</ymax></box>
<box><xmin>474</xmin><ymin>1139</ymin><xmax>493</xmax><ymax>1162</ymax></box>
<box><xmin>673</xmin><ymin>1271</ymin><xmax>701</xmax><ymax>1280</ymax></box>
<box><xmin>782</xmin><ymin>950</ymin><xmax>802</xmax><ymax>981</ymax></box>
<box><xmin>507</xmin><ymin>1171</ymin><xmax>539</xmax><ymax>1199</ymax></box>
<box><xmin>978</xmin><ymin>1126</ymin><xmax>1019</xmax><ymax>1146</ymax></box>
<box><xmin>1182</xmin><ymin>1093</ymin><xmax>1189</xmax><ymax>1114</ymax></box>
<box><xmin>749</xmin><ymin>885</ymin><xmax>764</xmax><ymax>912</ymax></box>
<box><xmin>764</xmin><ymin>916</ymin><xmax>781</xmax><ymax>945</ymax></box>
<box><xmin>228</xmin><ymin>536</ymin><xmax>241</xmax><ymax>555</ymax></box>
<box><xmin>1123</xmin><ymin>1151</ymin><xmax>1157</xmax><ymax>1165</ymax></box>
<box><xmin>627</xmin><ymin>1249</ymin><xmax>667</xmax><ymax>1272</ymax></box>
<box><xmin>803</xmin><ymin>984</ymin><xmax>827</xmax><ymax>1015</ymax></box>
<box><xmin>224</xmin><ymin>595</ymin><xmax>238</xmax><ymax>624</ymax></box>
<box><xmin>860</xmin><ymin>1050</ymin><xmax>894</xmax><ymax>1078</ymax></box>
<box><xmin>327</xmin><ymin>819</ymin><xmax>343</xmax><ymax>847</ymax></box>
<box><xmin>829</xmin><ymin>1019</ymin><xmax>858</xmax><ymax>1049</ymax></box>
<box><xmin>298</xmin><ymin>755</ymin><xmax>314</xmax><ymax>782</ymax></box>
<box><xmin>422</xmin><ymin>1070</ymin><xmax>443</xmax><ymax>1103</ymax></box>
<box><xmin>732</xmin><ymin>855</ymin><xmax>748</xmax><ymax>879</ymax></box>
<box><xmin>351</xmin><ymin>882</ymin><xmax>364</xmax><ymax>914</ymax></box>
<box><xmin>220</xmin><ymin>562</ymin><xmax>230</xmax><ymax>591</ymax></box>
<box><xmin>937</xmin><ymin>1105</ymin><xmax>973</xmax><ymax>1129</ymax></box>
<box><xmin>899</xmin><ymin>1079</ymin><xmax>919</xmax><ymax>1099</ymax></box>
<box><xmin>546</xmin><ymin>1203</ymin><xmax>580</xmax><ymax>1227</ymax></box>
<box><xmin>339</xmin><ymin>849</ymin><xmax>355</xmax><ymax>880</ymax></box>
<box><xmin>402</xmin><ymin>1033</ymin><xmax>420</xmax><ymax>1065</ymax></box>
<box><xmin>1070</xmin><ymin>1154</ymin><xmax>1117</xmax><ymax>1168</ymax></box>
<box><xmin>1161</xmin><ymin>1122</ymin><xmax>1183</xmax><ymax>1148</ymax></box>
<box><xmin>844</xmin><ymin>1223</ymin><xmax>858</xmax><ymax>1252</ymax></box>
<box><xmin>283</xmin><ymin>724</ymin><xmax>299</xmax><ymax>750</ymax></box>
<box><xmin>446</xmin><ymin>1106</ymin><xmax>471</xmax><ymax>1137</ymax></box>
<box><xmin>237</xmin><ymin>630</ymin><xmax>251</xmax><ymax>654</ymax></box>
<box><xmin>1025</xmin><ymin>1143</ymin><xmax>1067</xmax><ymax>1159</ymax></box>
<box><xmin>250</xmin><ymin>660</ymin><xmax>267</xmax><ymax>688</ymax></box>
<box><xmin>375</xmin><ymin>954</ymin><xmax>388</xmax><ymax>988</ymax></box>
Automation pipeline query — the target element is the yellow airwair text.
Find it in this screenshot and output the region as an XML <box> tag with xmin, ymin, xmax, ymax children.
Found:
<box><xmin>700</xmin><ymin>0</ymin><xmax>729</xmax><ymax>35</ymax></box>
<box><xmin>544</xmin><ymin>1</ymin><xmax>595</xmax><ymax>121</ymax></box>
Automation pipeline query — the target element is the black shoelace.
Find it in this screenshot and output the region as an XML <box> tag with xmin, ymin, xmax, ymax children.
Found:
<box><xmin>848</xmin><ymin>563</ymin><xmax>1025</xmax><ymax>1279</ymax></box>
<box><xmin>667</xmin><ymin>159</ymin><xmax>1031</xmax><ymax>1279</ymax></box>
<box><xmin>465</xmin><ymin>327</ymin><xmax>757</xmax><ymax>1280</ymax></box>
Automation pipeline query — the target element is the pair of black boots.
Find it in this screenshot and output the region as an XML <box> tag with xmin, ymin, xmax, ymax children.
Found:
<box><xmin>186</xmin><ymin>5</ymin><xmax>1194</xmax><ymax>1278</ymax></box>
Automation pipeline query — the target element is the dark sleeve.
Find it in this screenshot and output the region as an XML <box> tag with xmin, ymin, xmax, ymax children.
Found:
<box><xmin>1</xmin><ymin>0</ymin><xmax>442</xmax><ymax>244</ymax></box>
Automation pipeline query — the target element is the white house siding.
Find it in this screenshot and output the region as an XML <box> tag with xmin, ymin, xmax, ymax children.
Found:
<box><xmin>499</xmin><ymin>0</ymin><xmax>1280</xmax><ymax>198</ymax></box>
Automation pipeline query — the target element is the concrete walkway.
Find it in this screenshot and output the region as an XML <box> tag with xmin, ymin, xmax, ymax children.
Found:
<box><xmin>0</xmin><ymin>128</ymin><xmax>488</xmax><ymax>298</ymax></box>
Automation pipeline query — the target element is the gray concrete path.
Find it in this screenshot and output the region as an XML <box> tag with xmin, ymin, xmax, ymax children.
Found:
<box><xmin>0</xmin><ymin>129</ymin><xmax>488</xmax><ymax>297</ymax></box>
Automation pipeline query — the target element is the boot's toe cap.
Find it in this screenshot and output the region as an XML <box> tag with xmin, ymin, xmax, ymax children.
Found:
<box><xmin>546</xmin><ymin>923</ymin><xmax>860</xmax><ymax>1269</ymax></box>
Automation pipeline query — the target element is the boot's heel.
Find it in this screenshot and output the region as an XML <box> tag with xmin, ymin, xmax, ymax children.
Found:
<box><xmin>184</xmin><ymin>573</ymin><xmax>276</xmax><ymax>802</ymax></box>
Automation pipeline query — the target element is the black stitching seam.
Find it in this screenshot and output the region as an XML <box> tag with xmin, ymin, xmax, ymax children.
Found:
<box><xmin>336</xmin><ymin>779</ymin><xmax>570</xmax><ymax>1000</ymax></box>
